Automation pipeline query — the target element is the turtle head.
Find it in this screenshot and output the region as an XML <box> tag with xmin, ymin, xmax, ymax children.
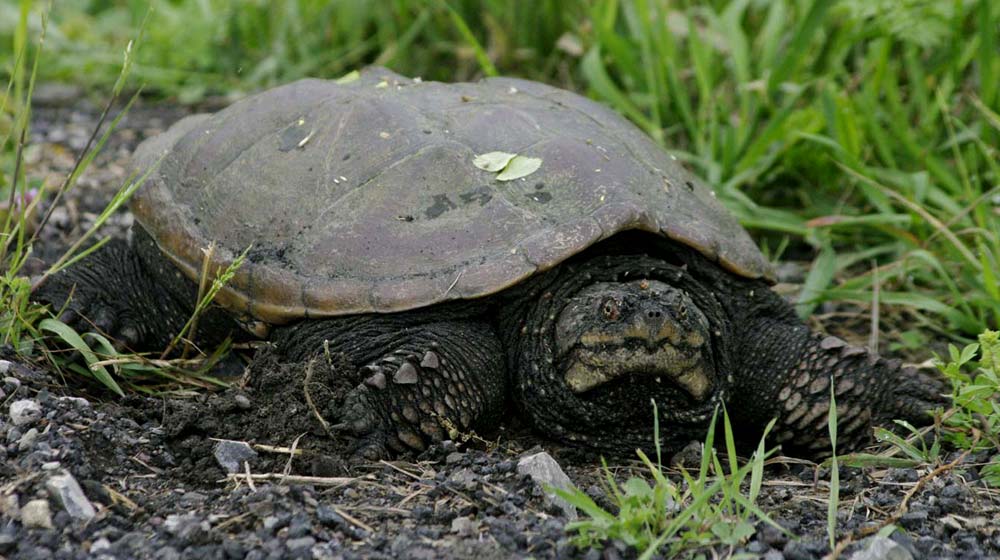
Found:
<box><xmin>554</xmin><ymin>279</ymin><xmax>715</xmax><ymax>402</ymax></box>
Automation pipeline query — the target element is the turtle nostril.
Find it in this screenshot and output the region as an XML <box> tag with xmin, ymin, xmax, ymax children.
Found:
<box><xmin>647</xmin><ymin>310</ymin><xmax>662</xmax><ymax>319</ymax></box>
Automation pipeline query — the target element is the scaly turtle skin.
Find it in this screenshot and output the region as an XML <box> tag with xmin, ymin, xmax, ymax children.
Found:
<box><xmin>35</xmin><ymin>68</ymin><xmax>943</xmax><ymax>458</ymax></box>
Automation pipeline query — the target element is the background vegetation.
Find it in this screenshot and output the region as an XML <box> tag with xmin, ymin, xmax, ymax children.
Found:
<box><xmin>2</xmin><ymin>0</ymin><xmax>998</xmax><ymax>350</ymax></box>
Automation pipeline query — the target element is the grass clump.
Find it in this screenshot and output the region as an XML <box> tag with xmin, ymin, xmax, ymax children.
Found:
<box><xmin>557</xmin><ymin>402</ymin><xmax>782</xmax><ymax>558</ymax></box>
<box><xmin>575</xmin><ymin>0</ymin><xmax>999</xmax><ymax>344</ymax></box>
<box><xmin>1</xmin><ymin>2</ymin><xmax>240</xmax><ymax>395</ymax></box>
<box><xmin>937</xmin><ymin>329</ymin><xmax>1000</xmax><ymax>481</ymax></box>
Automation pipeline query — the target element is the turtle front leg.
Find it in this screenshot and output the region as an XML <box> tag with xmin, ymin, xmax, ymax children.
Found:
<box><xmin>273</xmin><ymin>316</ymin><xmax>506</xmax><ymax>459</ymax></box>
<box><xmin>729</xmin><ymin>317</ymin><xmax>947</xmax><ymax>456</ymax></box>
<box><xmin>33</xmin><ymin>236</ymin><xmax>241</xmax><ymax>353</ymax></box>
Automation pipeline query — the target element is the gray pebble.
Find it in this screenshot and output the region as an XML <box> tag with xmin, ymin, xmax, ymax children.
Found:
<box><xmin>847</xmin><ymin>536</ymin><xmax>914</xmax><ymax>560</ymax></box>
<box><xmin>900</xmin><ymin>510</ymin><xmax>928</xmax><ymax>530</ymax></box>
<box><xmin>234</xmin><ymin>394</ymin><xmax>252</xmax><ymax>410</ymax></box>
<box><xmin>154</xmin><ymin>546</ymin><xmax>181</xmax><ymax>560</ymax></box>
<box><xmin>213</xmin><ymin>440</ymin><xmax>258</xmax><ymax>474</ymax></box>
<box><xmin>90</xmin><ymin>537</ymin><xmax>111</xmax><ymax>553</ymax></box>
<box><xmin>285</xmin><ymin>536</ymin><xmax>316</xmax><ymax>550</ymax></box>
<box><xmin>46</xmin><ymin>471</ymin><xmax>96</xmax><ymax>521</ymax></box>
<box><xmin>517</xmin><ymin>451</ymin><xmax>577</xmax><ymax>520</ymax></box>
<box><xmin>18</xmin><ymin>427</ymin><xmax>39</xmax><ymax>452</ymax></box>
<box><xmin>450</xmin><ymin>516</ymin><xmax>479</xmax><ymax>537</ymax></box>
<box><xmin>58</xmin><ymin>396</ymin><xmax>90</xmax><ymax>409</ymax></box>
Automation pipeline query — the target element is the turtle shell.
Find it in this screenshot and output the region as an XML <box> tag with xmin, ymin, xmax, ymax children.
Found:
<box><xmin>130</xmin><ymin>67</ymin><xmax>773</xmax><ymax>324</ymax></box>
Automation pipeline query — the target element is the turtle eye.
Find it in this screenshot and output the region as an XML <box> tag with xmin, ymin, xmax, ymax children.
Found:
<box><xmin>601</xmin><ymin>298</ymin><xmax>621</xmax><ymax>321</ymax></box>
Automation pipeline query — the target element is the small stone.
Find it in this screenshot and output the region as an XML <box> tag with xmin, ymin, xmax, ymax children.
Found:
<box><xmin>847</xmin><ymin>536</ymin><xmax>914</xmax><ymax>560</ymax></box>
<box><xmin>450</xmin><ymin>516</ymin><xmax>479</xmax><ymax>537</ymax></box>
<box><xmin>58</xmin><ymin>396</ymin><xmax>90</xmax><ymax>409</ymax></box>
<box><xmin>213</xmin><ymin>440</ymin><xmax>258</xmax><ymax>474</ymax></box>
<box><xmin>669</xmin><ymin>440</ymin><xmax>703</xmax><ymax>468</ymax></box>
<box><xmin>316</xmin><ymin>505</ymin><xmax>345</xmax><ymax>527</ymax></box>
<box><xmin>21</xmin><ymin>499</ymin><xmax>54</xmax><ymax>529</ymax></box>
<box><xmin>286</xmin><ymin>536</ymin><xmax>316</xmax><ymax>550</ymax></box>
<box><xmin>899</xmin><ymin>510</ymin><xmax>928</xmax><ymax>530</ymax></box>
<box><xmin>516</xmin><ymin>451</ymin><xmax>577</xmax><ymax>520</ymax></box>
<box><xmin>164</xmin><ymin>513</ymin><xmax>207</xmax><ymax>542</ymax></box>
<box><xmin>445</xmin><ymin>452</ymin><xmax>465</xmax><ymax>465</ymax></box>
<box><xmin>9</xmin><ymin>399</ymin><xmax>42</xmax><ymax>426</ymax></box>
<box><xmin>233</xmin><ymin>394</ymin><xmax>252</xmax><ymax>410</ymax></box>
<box><xmin>759</xmin><ymin>523</ymin><xmax>789</xmax><ymax>548</ymax></box>
<box><xmin>783</xmin><ymin>540</ymin><xmax>826</xmax><ymax>560</ymax></box>
<box><xmin>0</xmin><ymin>526</ymin><xmax>14</xmax><ymax>553</ymax></box>
<box><xmin>46</xmin><ymin>471</ymin><xmax>96</xmax><ymax>521</ymax></box>
<box><xmin>0</xmin><ymin>494</ymin><xmax>18</xmax><ymax>519</ymax></box>
<box><xmin>154</xmin><ymin>546</ymin><xmax>181</xmax><ymax>560</ymax></box>
<box><xmin>17</xmin><ymin>427</ymin><xmax>39</xmax><ymax>451</ymax></box>
<box><xmin>90</xmin><ymin>538</ymin><xmax>112</xmax><ymax>553</ymax></box>
<box><xmin>41</xmin><ymin>462</ymin><xmax>61</xmax><ymax>471</ymax></box>
<box><xmin>0</xmin><ymin>360</ymin><xmax>10</xmax><ymax>374</ymax></box>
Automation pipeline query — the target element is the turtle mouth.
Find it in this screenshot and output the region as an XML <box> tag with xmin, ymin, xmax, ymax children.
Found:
<box><xmin>562</xmin><ymin>342</ymin><xmax>713</xmax><ymax>401</ymax></box>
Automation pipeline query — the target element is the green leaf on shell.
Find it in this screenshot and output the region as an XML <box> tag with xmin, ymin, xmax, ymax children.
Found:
<box><xmin>334</xmin><ymin>70</ymin><xmax>360</xmax><ymax>84</ymax></box>
<box><xmin>496</xmin><ymin>155</ymin><xmax>542</xmax><ymax>181</ymax></box>
<box><xmin>473</xmin><ymin>151</ymin><xmax>517</xmax><ymax>172</ymax></box>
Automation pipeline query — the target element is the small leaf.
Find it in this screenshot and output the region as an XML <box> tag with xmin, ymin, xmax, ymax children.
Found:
<box><xmin>473</xmin><ymin>151</ymin><xmax>517</xmax><ymax>172</ymax></box>
<box><xmin>497</xmin><ymin>155</ymin><xmax>542</xmax><ymax>181</ymax></box>
<box><xmin>334</xmin><ymin>70</ymin><xmax>360</xmax><ymax>84</ymax></box>
<box><xmin>623</xmin><ymin>477</ymin><xmax>653</xmax><ymax>499</ymax></box>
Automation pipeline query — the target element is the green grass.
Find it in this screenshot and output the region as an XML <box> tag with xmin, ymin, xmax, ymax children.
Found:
<box><xmin>556</xmin><ymin>402</ymin><xmax>783</xmax><ymax>558</ymax></box>
<box><xmin>3</xmin><ymin>0</ymin><xmax>996</xmax><ymax>350</ymax></box>
<box><xmin>0</xmin><ymin>2</ymin><xmax>239</xmax><ymax>394</ymax></box>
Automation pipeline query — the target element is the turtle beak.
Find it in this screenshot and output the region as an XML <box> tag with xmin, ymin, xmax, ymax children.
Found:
<box><xmin>562</xmin><ymin>304</ymin><xmax>712</xmax><ymax>400</ymax></box>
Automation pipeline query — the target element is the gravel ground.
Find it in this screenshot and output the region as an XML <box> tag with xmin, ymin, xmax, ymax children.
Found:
<box><xmin>1</xmin><ymin>94</ymin><xmax>998</xmax><ymax>559</ymax></box>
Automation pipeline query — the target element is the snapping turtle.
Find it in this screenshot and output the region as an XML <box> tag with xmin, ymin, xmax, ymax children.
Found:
<box><xmin>36</xmin><ymin>67</ymin><xmax>942</xmax><ymax>458</ymax></box>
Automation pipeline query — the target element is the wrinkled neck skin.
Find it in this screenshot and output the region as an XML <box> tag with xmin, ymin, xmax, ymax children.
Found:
<box><xmin>498</xmin><ymin>242</ymin><xmax>743</xmax><ymax>455</ymax></box>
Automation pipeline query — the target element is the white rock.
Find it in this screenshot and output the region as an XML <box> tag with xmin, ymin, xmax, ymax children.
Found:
<box><xmin>46</xmin><ymin>471</ymin><xmax>96</xmax><ymax>521</ymax></box>
<box><xmin>90</xmin><ymin>537</ymin><xmax>112</xmax><ymax>553</ymax></box>
<box><xmin>21</xmin><ymin>499</ymin><xmax>53</xmax><ymax>529</ymax></box>
<box><xmin>9</xmin><ymin>399</ymin><xmax>42</xmax><ymax>426</ymax></box>
<box><xmin>516</xmin><ymin>451</ymin><xmax>578</xmax><ymax>520</ymax></box>
<box><xmin>0</xmin><ymin>360</ymin><xmax>10</xmax><ymax>374</ymax></box>
<box><xmin>848</xmin><ymin>536</ymin><xmax>914</xmax><ymax>560</ymax></box>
